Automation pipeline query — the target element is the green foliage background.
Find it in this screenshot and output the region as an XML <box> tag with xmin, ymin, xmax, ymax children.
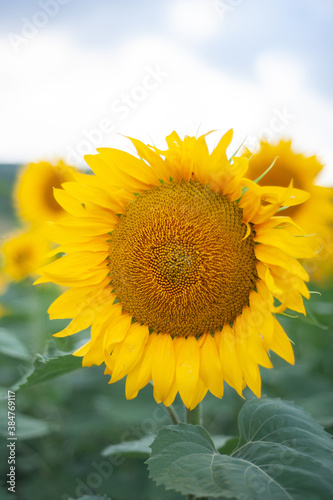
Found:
<box><xmin>0</xmin><ymin>165</ymin><xmax>332</xmax><ymax>500</ymax></box>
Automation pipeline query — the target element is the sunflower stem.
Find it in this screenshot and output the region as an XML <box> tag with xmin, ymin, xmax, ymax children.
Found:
<box><xmin>185</xmin><ymin>403</ymin><xmax>202</xmax><ymax>426</ymax></box>
<box><xmin>185</xmin><ymin>404</ymin><xmax>204</xmax><ymax>499</ymax></box>
<box><xmin>164</xmin><ymin>404</ymin><xmax>181</xmax><ymax>425</ymax></box>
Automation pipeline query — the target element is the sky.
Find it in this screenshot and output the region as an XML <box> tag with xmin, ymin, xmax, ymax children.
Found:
<box><xmin>0</xmin><ymin>0</ymin><xmax>332</xmax><ymax>184</ymax></box>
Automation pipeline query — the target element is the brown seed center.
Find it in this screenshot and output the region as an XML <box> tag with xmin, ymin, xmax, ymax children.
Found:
<box><xmin>108</xmin><ymin>180</ymin><xmax>258</xmax><ymax>337</ymax></box>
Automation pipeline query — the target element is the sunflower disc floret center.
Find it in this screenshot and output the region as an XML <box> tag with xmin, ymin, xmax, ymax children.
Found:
<box><xmin>152</xmin><ymin>241</ymin><xmax>201</xmax><ymax>292</ymax></box>
<box><xmin>109</xmin><ymin>180</ymin><xmax>257</xmax><ymax>337</ymax></box>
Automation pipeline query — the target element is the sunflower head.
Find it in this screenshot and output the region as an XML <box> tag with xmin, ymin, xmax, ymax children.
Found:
<box><xmin>14</xmin><ymin>160</ymin><xmax>77</xmax><ymax>226</ymax></box>
<box><xmin>36</xmin><ymin>130</ymin><xmax>314</xmax><ymax>409</ymax></box>
<box><xmin>245</xmin><ymin>140</ymin><xmax>333</xmax><ymax>283</ymax></box>
<box><xmin>1</xmin><ymin>229</ymin><xmax>50</xmax><ymax>283</ymax></box>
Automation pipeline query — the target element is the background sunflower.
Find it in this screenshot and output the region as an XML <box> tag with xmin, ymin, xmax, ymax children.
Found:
<box><xmin>245</xmin><ymin>140</ymin><xmax>333</xmax><ymax>284</ymax></box>
<box><xmin>14</xmin><ymin>160</ymin><xmax>77</xmax><ymax>226</ymax></box>
<box><xmin>0</xmin><ymin>229</ymin><xmax>50</xmax><ymax>283</ymax></box>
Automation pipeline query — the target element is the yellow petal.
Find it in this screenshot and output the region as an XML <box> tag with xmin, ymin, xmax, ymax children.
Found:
<box><xmin>83</xmin><ymin>310</ymin><xmax>112</xmax><ymax>367</ymax></box>
<box><xmin>262</xmin><ymin>185</ymin><xmax>310</xmax><ymax>207</ymax></box>
<box><xmin>163</xmin><ymin>377</ymin><xmax>179</xmax><ymax>407</ymax></box>
<box><xmin>254</xmin><ymin>216</ymin><xmax>305</xmax><ymax>234</ymax></box>
<box><xmin>270</xmin><ymin>317</ymin><xmax>295</xmax><ymax>365</ymax></box>
<box><xmin>199</xmin><ymin>334</ymin><xmax>224</xmax><ymax>398</ymax></box>
<box><xmin>151</xmin><ymin>334</ymin><xmax>176</xmax><ymax>403</ymax></box>
<box><xmin>255</xmin><ymin>244</ymin><xmax>309</xmax><ymax>281</ymax></box>
<box><xmin>269</xmin><ymin>265</ymin><xmax>310</xmax><ymax>299</ymax></box>
<box><xmin>240</xmin><ymin>308</ymin><xmax>273</xmax><ymax>369</ymax></box>
<box><xmin>85</xmin><ymin>151</ymin><xmax>155</xmax><ymax>192</ymax></box>
<box><xmin>239</xmin><ymin>190</ymin><xmax>261</xmax><ymax>222</ymax></box>
<box><xmin>40</xmin><ymin>267</ymin><xmax>109</xmax><ymax>287</ymax></box>
<box><xmin>256</xmin><ymin>279</ymin><xmax>274</xmax><ymax>308</ymax></box>
<box><xmin>110</xmin><ymin>324</ymin><xmax>149</xmax><ymax>383</ymax></box>
<box><xmin>39</xmin><ymin>251</ymin><xmax>108</xmax><ymax>277</ymax></box>
<box><xmin>254</xmin><ymin>229</ymin><xmax>314</xmax><ymax>258</ymax></box>
<box><xmin>247</xmin><ymin>296</ymin><xmax>275</xmax><ymax>348</ymax></box>
<box><xmin>209</xmin><ymin>129</ymin><xmax>233</xmax><ymax>171</ymax></box>
<box><xmin>175</xmin><ymin>336</ymin><xmax>200</xmax><ymax>409</ymax></box>
<box><xmin>274</xmin><ymin>293</ymin><xmax>306</xmax><ymax>315</ymax></box>
<box><xmin>53</xmin><ymin>188</ymin><xmax>87</xmax><ymax>217</ymax></box>
<box><xmin>56</xmin><ymin>217</ymin><xmax>116</xmax><ymax>235</ymax></box>
<box><xmin>104</xmin><ymin>308</ymin><xmax>133</xmax><ymax>348</ymax></box>
<box><xmin>234</xmin><ymin>316</ymin><xmax>261</xmax><ymax>398</ymax></box>
<box><xmin>216</xmin><ymin>325</ymin><xmax>243</xmax><ymax>397</ymax></box>
<box><xmin>125</xmin><ymin>333</ymin><xmax>157</xmax><ymax>399</ymax></box>
<box><xmin>189</xmin><ymin>376</ymin><xmax>208</xmax><ymax>410</ymax></box>
<box><xmin>256</xmin><ymin>262</ymin><xmax>283</xmax><ymax>296</ymax></box>
<box><xmin>62</xmin><ymin>181</ymin><xmax>128</xmax><ymax>213</ymax></box>
<box><xmin>47</xmin><ymin>239</ymin><xmax>110</xmax><ymax>257</ymax></box>
<box><xmin>97</xmin><ymin>148</ymin><xmax>159</xmax><ymax>185</ymax></box>
<box><xmin>222</xmin><ymin>156</ymin><xmax>249</xmax><ymax>199</ymax></box>
<box><xmin>53</xmin><ymin>307</ymin><xmax>95</xmax><ymax>337</ymax></box>
<box><xmin>272</xmin><ymin>279</ymin><xmax>307</xmax><ymax>315</ymax></box>
<box><xmin>48</xmin><ymin>280</ymin><xmax>110</xmax><ymax>319</ymax></box>
<box><xmin>128</xmin><ymin>136</ymin><xmax>170</xmax><ymax>183</ymax></box>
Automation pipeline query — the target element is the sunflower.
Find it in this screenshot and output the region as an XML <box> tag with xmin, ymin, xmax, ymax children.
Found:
<box><xmin>14</xmin><ymin>160</ymin><xmax>77</xmax><ymax>225</ymax></box>
<box><xmin>1</xmin><ymin>229</ymin><xmax>50</xmax><ymax>283</ymax></box>
<box><xmin>36</xmin><ymin>130</ymin><xmax>314</xmax><ymax>409</ymax></box>
<box><xmin>245</xmin><ymin>140</ymin><xmax>333</xmax><ymax>283</ymax></box>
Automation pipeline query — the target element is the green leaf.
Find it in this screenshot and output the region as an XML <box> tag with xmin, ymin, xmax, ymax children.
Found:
<box><xmin>12</xmin><ymin>352</ymin><xmax>83</xmax><ymax>391</ymax></box>
<box><xmin>102</xmin><ymin>435</ymin><xmax>154</xmax><ymax>459</ymax></box>
<box><xmin>0</xmin><ymin>327</ymin><xmax>30</xmax><ymax>360</ymax></box>
<box><xmin>147</xmin><ymin>398</ymin><xmax>333</xmax><ymax>499</ymax></box>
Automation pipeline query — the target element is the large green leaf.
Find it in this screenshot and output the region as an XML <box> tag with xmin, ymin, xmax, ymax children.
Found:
<box><xmin>12</xmin><ymin>352</ymin><xmax>82</xmax><ymax>391</ymax></box>
<box><xmin>147</xmin><ymin>398</ymin><xmax>333</xmax><ymax>499</ymax></box>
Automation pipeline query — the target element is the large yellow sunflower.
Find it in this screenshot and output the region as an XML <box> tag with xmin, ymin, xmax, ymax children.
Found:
<box><xmin>245</xmin><ymin>140</ymin><xmax>333</xmax><ymax>283</ymax></box>
<box><xmin>36</xmin><ymin>130</ymin><xmax>314</xmax><ymax>409</ymax></box>
<box><xmin>14</xmin><ymin>160</ymin><xmax>77</xmax><ymax>225</ymax></box>
<box><xmin>1</xmin><ymin>229</ymin><xmax>50</xmax><ymax>283</ymax></box>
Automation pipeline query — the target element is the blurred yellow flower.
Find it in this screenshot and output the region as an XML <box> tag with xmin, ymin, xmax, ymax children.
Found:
<box><xmin>37</xmin><ymin>131</ymin><xmax>313</xmax><ymax>409</ymax></box>
<box><xmin>246</xmin><ymin>140</ymin><xmax>333</xmax><ymax>283</ymax></box>
<box><xmin>14</xmin><ymin>160</ymin><xmax>77</xmax><ymax>226</ymax></box>
<box><xmin>1</xmin><ymin>229</ymin><xmax>50</xmax><ymax>283</ymax></box>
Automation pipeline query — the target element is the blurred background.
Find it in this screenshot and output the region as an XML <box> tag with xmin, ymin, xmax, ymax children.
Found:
<box><xmin>0</xmin><ymin>1</ymin><xmax>332</xmax><ymax>499</ymax></box>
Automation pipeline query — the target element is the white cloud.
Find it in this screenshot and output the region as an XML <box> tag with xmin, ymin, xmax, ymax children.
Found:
<box><xmin>167</xmin><ymin>0</ymin><xmax>221</xmax><ymax>41</ymax></box>
<box><xmin>0</xmin><ymin>33</ymin><xmax>332</xmax><ymax>185</ymax></box>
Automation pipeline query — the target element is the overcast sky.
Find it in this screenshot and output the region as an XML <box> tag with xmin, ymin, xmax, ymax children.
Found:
<box><xmin>1</xmin><ymin>0</ymin><xmax>332</xmax><ymax>184</ymax></box>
